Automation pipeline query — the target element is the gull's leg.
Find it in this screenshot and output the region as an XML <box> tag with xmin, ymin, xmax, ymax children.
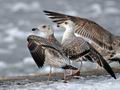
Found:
<box><xmin>63</xmin><ymin>69</ymin><xmax>73</xmax><ymax>83</ymax></box>
<box><xmin>68</xmin><ymin>57</ymin><xmax>73</xmax><ymax>77</ymax></box>
<box><xmin>64</xmin><ymin>69</ymin><xmax>67</xmax><ymax>83</ymax></box>
<box><xmin>64</xmin><ymin>69</ymin><xmax>72</xmax><ymax>83</ymax></box>
<box><xmin>78</xmin><ymin>60</ymin><xmax>82</xmax><ymax>74</ymax></box>
<box><xmin>78</xmin><ymin>59</ymin><xmax>82</xmax><ymax>72</ymax></box>
<box><xmin>78</xmin><ymin>60</ymin><xmax>82</xmax><ymax>75</ymax></box>
<box><xmin>74</xmin><ymin>59</ymin><xmax>82</xmax><ymax>76</ymax></box>
<box><xmin>48</xmin><ymin>66</ymin><xmax>52</xmax><ymax>81</ymax></box>
<box><xmin>54</xmin><ymin>68</ymin><xmax>57</xmax><ymax>81</ymax></box>
<box><xmin>72</xmin><ymin>60</ymin><xmax>82</xmax><ymax>78</ymax></box>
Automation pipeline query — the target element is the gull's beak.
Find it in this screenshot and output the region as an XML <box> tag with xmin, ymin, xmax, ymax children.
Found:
<box><xmin>32</xmin><ymin>28</ymin><xmax>39</xmax><ymax>31</ymax></box>
<box><xmin>57</xmin><ymin>23</ymin><xmax>65</xmax><ymax>29</ymax></box>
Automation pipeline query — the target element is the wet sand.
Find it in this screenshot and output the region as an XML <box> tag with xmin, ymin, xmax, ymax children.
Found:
<box><xmin>0</xmin><ymin>67</ymin><xmax>120</xmax><ymax>87</ymax></box>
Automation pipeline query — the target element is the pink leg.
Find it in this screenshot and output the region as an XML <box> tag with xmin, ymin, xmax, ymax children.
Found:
<box><xmin>63</xmin><ymin>69</ymin><xmax>73</xmax><ymax>83</ymax></box>
<box><xmin>71</xmin><ymin>60</ymin><xmax>82</xmax><ymax>78</ymax></box>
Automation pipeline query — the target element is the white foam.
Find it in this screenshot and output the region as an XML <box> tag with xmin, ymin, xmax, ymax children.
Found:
<box><xmin>90</xmin><ymin>3</ymin><xmax>102</xmax><ymax>17</ymax></box>
<box><xmin>64</xmin><ymin>3</ymin><xmax>79</xmax><ymax>16</ymax></box>
<box><xmin>8</xmin><ymin>2</ymin><xmax>41</xmax><ymax>12</ymax></box>
<box><xmin>105</xmin><ymin>1</ymin><xmax>116</xmax><ymax>6</ymax></box>
<box><xmin>0</xmin><ymin>61</ymin><xmax>7</xmax><ymax>68</ymax></box>
<box><xmin>0</xmin><ymin>34</ymin><xmax>2</xmax><ymax>43</ymax></box>
<box><xmin>0</xmin><ymin>57</ymin><xmax>34</xmax><ymax>70</ymax></box>
<box><xmin>0</xmin><ymin>48</ymin><xmax>11</xmax><ymax>54</ymax></box>
<box><xmin>65</xmin><ymin>10</ymin><xmax>78</xmax><ymax>16</ymax></box>
<box><xmin>6</xmin><ymin>27</ymin><xmax>26</xmax><ymax>38</ymax></box>
<box><xmin>4</xmin><ymin>27</ymin><xmax>28</xmax><ymax>43</ymax></box>
<box><xmin>104</xmin><ymin>7</ymin><xmax>120</xmax><ymax>14</ymax></box>
<box><xmin>8</xmin><ymin>44</ymin><xmax>17</xmax><ymax>50</ymax></box>
<box><xmin>3</xmin><ymin>36</ymin><xmax>14</xmax><ymax>43</ymax></box>
<box><xmin>23</xmin><ymin>57</ymin><xmax>35</xmax><ymax>64</ymax></box>
<box><xmin>18</xmin><ymin>20</ymin><xmax>31</xmax><ymax>26</ymax></box>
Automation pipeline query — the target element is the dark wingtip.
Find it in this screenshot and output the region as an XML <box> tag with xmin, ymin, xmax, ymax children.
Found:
<box><xmin>114</xmin><ymin>75</ymin><xmax>117</xmax><ymax>79</ymax></box>
<box><xmin>102</xmin><ymin>60</ymin><xmax>117</xmax><ymax>79</ymax></box>
<box><xmin>62</xmin><ymin>65</ymin><xmax>78</xmax><ymax>70</ymax></box>
<box><xmin>112</xmin><ymin>71</ymin><xmax>116</xmax><ymax>79</ymax></box>
<box><xmin>43</xmin><ymin>10</ymin><xmax>48</xmax><ymax>13</ymax></box>
<box><xmin>43</xmin><ymin>10</ymin><xmax>53</xmax><ymax>14</ymax></box>
<box><xmin>91</xmin><ymin>47</ymin><xmax>117</xmax><ymax>79</ymax></box>
<box><xmin>43</xmin><ymin>10</ymin><xmax>53</xmax><ymax>13</ymax></box>
<box><xmin>111</xmin><ymin>73</ymin><xmax>116</xmax><ymax>79</ymax></box>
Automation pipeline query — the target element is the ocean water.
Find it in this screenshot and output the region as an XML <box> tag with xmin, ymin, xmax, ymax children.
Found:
<box><xmin>0</xmin><ymin>0</ymin><xmax>120</xmax><ymax>77</ymax></box>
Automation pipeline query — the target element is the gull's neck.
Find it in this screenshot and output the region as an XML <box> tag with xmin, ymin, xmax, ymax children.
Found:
<box><xmin>44</xmin><ymin>33</ymin><xmax>54</xmax><ymax>40</ymax></box>
<box><xmin>62</xmin><ymin>26</ymin><xmax>75</xmax><ymax>44</ymax></box>
<box><xmin>43</xmin><ymin>29</ymin><xmax>54</xmax><ymax>39</ymax></box>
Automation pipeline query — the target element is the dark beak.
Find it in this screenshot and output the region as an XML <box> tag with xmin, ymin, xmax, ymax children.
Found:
<box><xmin>32</xmin><ymin>28</ymin><xmax>38</xmax><ymax>31</ymax></box>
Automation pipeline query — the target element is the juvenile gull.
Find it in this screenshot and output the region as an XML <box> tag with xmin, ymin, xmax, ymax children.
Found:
<box><xmin>54</xmin><ymin>19</ymin><xmax>116</xmax><ymax>79</ymax></box>
<box><xmin>27</xmin><ymin>34</ymin><xmax>78</xmax><ymax>81</ymax></box>
<box><xmin>43</xmin><ymin>10</ymin><xmax>120</xmax><ymax>63</ymax></box>
<box><xmin>32</xmin><ymin>24</ymin><xmax>80</xmax><ymax>79</ymax></box>
<box><xmin>32</xmin><ymin>24</ymin><xmax>62</xmax><ymax>50</ymax></box>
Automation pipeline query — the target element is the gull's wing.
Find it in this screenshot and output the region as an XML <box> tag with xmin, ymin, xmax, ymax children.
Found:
<box><xmin>62</xmin><ymin>37</ymin><xmax>90</xmax><ymax>60</ymax></box>
<box><xmin>28</xmin><ymin>40</ymin><xmax>45</xmax><ymax>68</ymax></box>
<box><xmin>62</xmin><ymin>37</ymin><xmax>116</xmax><ymax>79</ymax></box>
<box><xmin>27</xmin><ymin>35</ymin><xmax>78</xmax><ymax>70</ymax></box>
<box><xmin>44</xmin><ymin>10</ymin><xmax>113</xmax><ymax>51</ymax></box>
<box><xmin>27</xmin><ymin>35</ymin><xmax>52</xmax><ymax>68</ymax></box>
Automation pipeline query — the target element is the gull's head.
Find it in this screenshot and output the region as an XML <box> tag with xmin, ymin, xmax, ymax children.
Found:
<box><xmin>32</xmin><ymin>24</ymin><xmax>54</xmax><ymax>35</ymax></box>
<box><xmin>57</xmin><ymin>20</ymin><xmax>75</xmax><ymax>30</ymax></box>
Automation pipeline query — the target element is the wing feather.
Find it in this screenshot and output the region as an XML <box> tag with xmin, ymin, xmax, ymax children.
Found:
<box><xmin>27</xmin><ymin>35</ymin><xmax>64</xmax><ymax>68</ymax></box>
<box><xmin>88</xmin><ymin>45</ymin><xmax>116</xmax><ymax>79</ymax></box>
<box><xmin>62</xmin><ymin>37</ymin><xmax>90</xmax><ymax>60</ymax></box>
<box><xmin>28</xmin><ymin>41</ymin><xmax>45</xmax><ymax>68</ymax></box>
<box><xmin>44</xmin><ymin>10</ymin><xmax>113</xmax><ymax>50</ymax></box>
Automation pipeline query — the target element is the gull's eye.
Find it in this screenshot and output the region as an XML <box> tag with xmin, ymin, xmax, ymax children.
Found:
<box><xmin>64</xmin><ymin>22</ymin><xmax>68</xmax><ymax>25</ymax></box>
<box><xmin>42</xmin><ymin>25</ymin><xmax>46</xmax><ymax>28</ymax></box>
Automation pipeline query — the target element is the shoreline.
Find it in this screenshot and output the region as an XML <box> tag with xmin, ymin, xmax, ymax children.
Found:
<box><xmin>0</xmin><ymin>67</ymin><xmax>120</xmax><ymax>86</ymax></box>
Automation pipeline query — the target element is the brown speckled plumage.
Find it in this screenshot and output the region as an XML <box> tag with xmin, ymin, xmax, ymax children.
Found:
<box><xmin>50</xmin><ymin>18</ymin><xmax>116</xmax><ymax>79</ymax></box>
<box><xmin>43</xmin><ymin>10</ymin><xmax>120</xmax><ymax>64</ymax></box>
<box><xmin>47</xmin><ymin>34</ymin><xmax>62</xmax><ymax>50</ymax></box>
<box><xmin>43</xmin><ymin>10</ymin><xmax>113</xmax><ymax>50</ymax></box>
<box><xmin>27</xmin><ymin>35</ymin><xmax>79</xmax><ymax>70</ymax></box>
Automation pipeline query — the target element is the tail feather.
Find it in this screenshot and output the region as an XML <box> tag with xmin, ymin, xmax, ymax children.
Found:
<box><xmin>90</xmin><ymin>47</ymin><xmax>116</xmax><ymax>79</ymax></box>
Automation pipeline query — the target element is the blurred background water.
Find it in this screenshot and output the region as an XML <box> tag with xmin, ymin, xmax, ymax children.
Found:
<box><xmin>0</xmin><ymin>0</ymin><xmax>120</xmax><ymax>76</ymax></box>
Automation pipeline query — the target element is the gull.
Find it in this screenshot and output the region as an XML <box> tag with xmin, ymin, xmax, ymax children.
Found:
<box><xmin>27</xmin><ymin>33</ymin><xmax>78</xmax><ymax>81</ymax></box>
<box><xmin>32</xmin><ymin>24</ymin><xmax>80</xmax><ymax>79</ymax></box>
<box><xmin>50</xmin><ymin>19</ymin><xmax>116</xmax><ymax>79</ymax></box>
<box><xmin>32</xmin><ymin>24</ymin><xmax>62</xmax><ymax>50</ymax></box>
<box><xmin>43</xmin><ymin>10</ymin><xmax>120</xmax><ymax>63</ymax></box>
